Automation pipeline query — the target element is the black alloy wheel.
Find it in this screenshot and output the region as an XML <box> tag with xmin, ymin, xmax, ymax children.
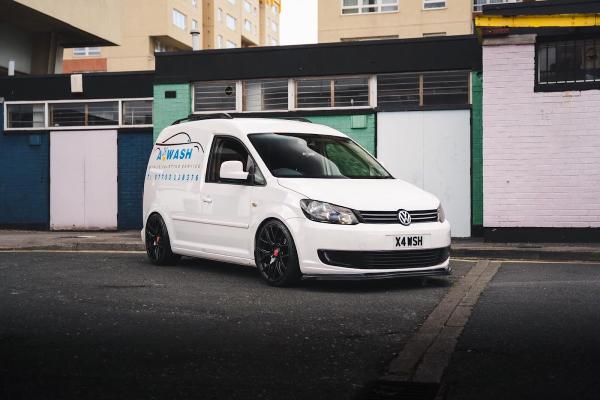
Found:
<box><xmin>255</xmin><ymin>220</ymin><xmax>301</xmax><ymax>286</ymax></box>
<box><xmin>145</xmin><ymin>214</ymin><xmax>181</xmax><ymax>266</ymax></box>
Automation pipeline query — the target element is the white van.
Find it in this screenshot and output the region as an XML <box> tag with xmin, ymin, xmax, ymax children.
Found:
<box><xmin>142</xmin><ymin>115</ymin><xmax>451</xmax><ymax>286</ymax></box>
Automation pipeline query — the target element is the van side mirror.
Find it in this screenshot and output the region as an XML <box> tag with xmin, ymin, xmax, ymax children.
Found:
<box><xmin>220</xmin><ymin>160</ymin><xmax>249</xmax><ymax>181</ymax></box>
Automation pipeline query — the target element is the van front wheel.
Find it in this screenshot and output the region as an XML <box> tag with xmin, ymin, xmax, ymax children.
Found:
<box><xmin>145</xmin><ymin>214</ymin><xmax>180</xmax><ymax>266</ymax></box>
<box><xmin>255</xmin><ymin>220</ymin><xmax>301</xmax><ymax>287</ymax></box>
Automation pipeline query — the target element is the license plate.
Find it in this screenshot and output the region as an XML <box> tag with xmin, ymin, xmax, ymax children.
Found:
<box><xmin>392</xmin><ymin>235</ymin><xmax>426</xmax><ymax>248</ymax></box>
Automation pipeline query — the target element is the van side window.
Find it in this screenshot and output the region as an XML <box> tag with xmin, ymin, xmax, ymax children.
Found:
<box><xmin>206</xmin><ymin>136</ymin><xmax>265</xmax><ymax>185</ymax></box>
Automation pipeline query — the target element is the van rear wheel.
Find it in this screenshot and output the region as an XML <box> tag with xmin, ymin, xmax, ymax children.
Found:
<box><xmin>255</xmin><ymin>220</ymin><xmax>301</xmax><ymax>287</ymax></box>
<box><xmin>145</xmin><ymin>214</ymin><xmax>180</xmax><ymax>266</ymax></box>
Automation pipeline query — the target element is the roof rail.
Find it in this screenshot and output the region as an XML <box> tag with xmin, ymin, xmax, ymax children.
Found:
<box><xmin>279</xmin><ymin>117</ymin><xmax>312</xmax><ymax>123</ymax></box>
<box><xmin>171</xmin><ymin>113</ymin><xmax>233</xmax><ymax>125</ymax></box>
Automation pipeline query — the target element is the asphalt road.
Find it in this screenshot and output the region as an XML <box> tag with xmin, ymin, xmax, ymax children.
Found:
<box><xmin>0</xmin><ymin>252</ymin><xmax>472</xmax><ymax>400</ymax></box>
<box><xmin>441</xmin><ymin>261</ymin><xmax>600</xmax><ymax>400</ymax></box>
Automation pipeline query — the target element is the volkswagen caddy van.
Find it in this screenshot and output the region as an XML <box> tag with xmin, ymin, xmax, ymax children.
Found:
<box><xmin>142</xmin><ymin>115</ymin><xmax>451</xmax><ymax>286</ymax></box>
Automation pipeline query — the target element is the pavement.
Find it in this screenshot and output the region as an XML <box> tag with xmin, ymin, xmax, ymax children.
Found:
<box><xmin>0</xmin><ymin>252</ymin><xmax>475</xmax><ymax>400</ymax></box>
<box><xmin>440</xmin><ymin>261</ymin><xmax>600</xmax><ymax>400</ymax></box>
<box><xmin>1</xmin><ymin>229</ymin><xmax>599</xmax><ymax>262</ymax></box>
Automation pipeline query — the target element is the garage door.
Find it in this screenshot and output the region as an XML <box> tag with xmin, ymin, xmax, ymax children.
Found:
<box><xmin>377</xmin><ymin>110</ymin><xmax>471</xmax><ymax>237</ymax></box>
<box><xmin>50</xmin><ymin>130</ymin><xmax>118</xmax><ymax>230</ymax></box>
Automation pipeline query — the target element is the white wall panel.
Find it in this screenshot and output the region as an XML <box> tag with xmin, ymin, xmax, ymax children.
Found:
<box><xmin>377</xmin><ymin>110</ymin><xmax>471</xmax><ymax>237</ymax></box>
<box><xmin>50</xmin><ymin>130</ymin><xmax>117</xmax><ymax>230</ymax></box>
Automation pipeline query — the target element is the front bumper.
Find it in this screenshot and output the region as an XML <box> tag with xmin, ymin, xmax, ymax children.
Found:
<box><xmin>285</xmin><ymin>217</ymin><xmax>452</xmax><ymax>278</ymax></box>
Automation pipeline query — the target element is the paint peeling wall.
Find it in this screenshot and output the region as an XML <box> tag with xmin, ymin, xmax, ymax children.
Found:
<box><xmin>483</xmin><ymin>43</ymin><xmax>600</xmax><ymax>228</ymax></box>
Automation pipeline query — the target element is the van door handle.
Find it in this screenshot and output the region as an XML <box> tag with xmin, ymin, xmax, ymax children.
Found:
<box><xmin>202</xmin><ymin>197</ymin><xmax>213</xmax><ymax>204</ymax></box>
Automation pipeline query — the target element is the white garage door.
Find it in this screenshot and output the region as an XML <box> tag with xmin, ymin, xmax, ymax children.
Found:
<box><xmin>377</xmin><ymin>110</ymin><xmax>471</xmax><ymax>237</ymax></box>
<box><xmin>50</xmin><ymin>130</ymin><xmax>118</xmax><ymax>230</ymax></box>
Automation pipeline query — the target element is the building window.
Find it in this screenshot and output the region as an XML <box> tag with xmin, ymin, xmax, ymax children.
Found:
<box><xmin>6</xmin><ymin>103</ymin><xmax>45</xmax><ymax>128</ymax></box>
<box><xmin>244</xmin><ymin>0</ymin><xmax>252</xmax><ymax>13</ymax></box>
<box><xmin>73</xmin><ymin>47</ymin><xmax>101</xmax><ymax>57</ymax></box>
<box><xmin>377</xmin><ymin>71</ymin><xmax>469</xmax><ymax>109</ymax></box>
<box><xmin>122</xmin><ymin>100</ymin><xmax>153</xmax><ymax>126</ymax></box>
<box><xmin>537</xmin><ymin>38</ymin><xmax>600</xmax><ymax>88</ymax></box>
<box><xmin>272</xmin><ymin>4</ymin><xmax>278</xmax><ymax>14</ymax></box>
<box><xmin>217</xmin><ymin>35</ymin><xmax>223</xmax><ymax>48</ymax></box>
<box><xmin>154</xmin><ymin>39</ymin><xmax>167</xmax><ymax>53</ymax></box>
<box><xmin>227</xmin><ymin>0</ymin><xmax>236</xmax><ymax>4</ymax></box>
<box><xmin>244</xmin><ymin>19</ymin><xmax>252</xmax><ymax>32</ymax></box>
<box><xmin>192</xmin><ymin>19</ymin><xmax>199</xmax><ymax>31</ymax></box>
<box><xmin>341</xmin><ymin>0</ymin><xmax>399</xmax><ymax>15</ymax></box>
<box><xmin>194</xmin><ymin>81</ymin><xmax>237</xmax><ymax>112</ymax></box>
<box><xmin>243</xmin><ymin>79</ymin><xmax>288</xmax><ymax>111</ymax></box>
<box><xmin>192</xmin><ymin>0</ymin><xmax>198</xmax><ymax>7</ymax></box>
<box><xmin>172</xmin><ymin>9</ymin><xmax>186</xmax><ymax>30</ymax></box>
<box><xmin>473</xmin><ymin>0</ymin><xmax>521</xmax><ymax>12</ymax></box>
<box><xmin>271</xmin><ymin>20</ymin><xmax>278</xmax><ymax>33</ymax></box>
<box><xmin>423</xmin><ymin>0</ymin><xmax>446</xmax><ymax>9</ymax></box>
<box><xmin>296</xmin><ymin>77</ymin><xmax>369</xmax><ymax>109</ymax></box>
<box><xmin>217</xmin><ymin>8</ymin><xmax>223</xmax><ymax>22</ymax></box>
<box><xmin>226</xmin><ymin>14</ymin><xmax>236</xmax><ymax>30</ymax></box>
<box><xmin>226</xmin><ymin>40</ymin><xmax>237</xmax><ymax>49</ymax></box>
<box><xmin>49</xmin><ymin>102</ymin><xmax>119</xmax><ymax>127</ymax></box>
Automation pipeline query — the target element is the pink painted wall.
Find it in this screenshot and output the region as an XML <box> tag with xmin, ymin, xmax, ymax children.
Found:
<box><xmin>483</xmin><ymin>42</ymin><xmax>600</xmax><ymax>228</ymax></box>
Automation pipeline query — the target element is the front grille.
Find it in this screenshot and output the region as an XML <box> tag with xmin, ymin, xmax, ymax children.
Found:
<box><xmin>358</xmin><ymin>209</ymin><xmax>438</xmax><ymax>224</ymax></box>
<box><xmin>318</xmin><ymin>247</ymin><xmax>450</xmax><ymax>270</ymax></box>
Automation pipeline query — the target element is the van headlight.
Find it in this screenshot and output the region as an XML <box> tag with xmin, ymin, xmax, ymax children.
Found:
<box><xmin>438</xmin><ymin>203</ymin><xmax>446</xmax><ymax>223</ymax></box>
<box><xmin>300</xmin><ymin>200</ymin><xmax>359</xmax><ymax>225</ymax></box>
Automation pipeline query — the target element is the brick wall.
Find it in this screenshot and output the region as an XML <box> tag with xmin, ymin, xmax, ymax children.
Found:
<box><xmin>483</xmin><ymin>43</ymin><xmax>600</xmax><ymax>228</ymax></box>
<box><xmin>118</xmin><ymin>131</ymin><xmax>154</xmax><ymax>229</ymax></box>
<box><xmin>0</xmin><ymin>108</ymin><xmax>49</xmax><ymax>228</ymax></box>
<box><xmin>153</xmin><ymin>83</ymin><xmax>191</xmax><ymax>141</ymax></box>
<box><xmin>306</xmin><ymin>114</ymin><xmax>376</xmax><ymax>155</ymax></box>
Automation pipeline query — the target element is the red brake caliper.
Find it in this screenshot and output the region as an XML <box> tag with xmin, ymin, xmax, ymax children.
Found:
<box><xmin>273</xmin><ymin>248</ymin><xmax>280</xmax><ymax>257</ymax></box>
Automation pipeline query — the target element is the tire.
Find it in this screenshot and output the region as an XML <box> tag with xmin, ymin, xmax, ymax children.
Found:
<box><xmin>254</xmin><ymin>219</ymin><xmax>301</xmax><ymax>287</ymax></box>
<box><xmin>145</xmin><ymin>214</ymin><xmax>181</xmax><ymax>266</ymax></box>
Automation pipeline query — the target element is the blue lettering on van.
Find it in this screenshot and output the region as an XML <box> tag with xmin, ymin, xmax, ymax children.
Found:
<box><xmin>155</xmin><ymin>147</ymin><xmax>194</xmax><ymax>161</ymax></box>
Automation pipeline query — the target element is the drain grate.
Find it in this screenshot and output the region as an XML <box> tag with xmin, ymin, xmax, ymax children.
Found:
<box><xmin>360</xmin><ymin>381</ymin><xmax>440</xmax><ymax>400</ymax></box>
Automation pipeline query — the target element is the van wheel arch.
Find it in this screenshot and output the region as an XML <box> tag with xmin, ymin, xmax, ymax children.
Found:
<box><xmin>254</xmin><ymin>218</ymin><xmax>301</xmax><ymax>286</ymax></box>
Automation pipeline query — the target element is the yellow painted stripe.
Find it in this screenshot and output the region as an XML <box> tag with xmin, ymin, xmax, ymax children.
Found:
<box><xmin>475</xmin><ymin>14</ymin><xmax>600</xmax><ymax>28</ymax></box>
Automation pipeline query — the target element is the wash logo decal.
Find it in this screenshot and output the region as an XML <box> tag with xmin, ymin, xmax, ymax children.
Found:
<box><xmin>153</xmin><ymin>132</ymin><xmax>204</xmax><ymax>161</ymax></box>
<box><xmin>146</xmin><ymin>132</ymin><xmax>204</xmax><ymax>183</ymax></box>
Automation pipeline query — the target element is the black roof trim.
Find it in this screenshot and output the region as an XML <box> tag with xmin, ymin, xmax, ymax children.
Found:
<box><xmin>171</xmin><ymin>113</ymin><xmax>233</xmax><ymax>125</ymax></box>
<box><xmin>482</xmin><ymin>0</ymin><xmax>600</xmax><ymax>16</ymax></box>
<box><xmin>0</xmin><ymin>71</ymin><xmax>154</xmax><ymax>101</ymax></box>
<box><xmin>155</xmin><ymin>35</ymin><xmax>481</xmax><ymax>83</ymax></box>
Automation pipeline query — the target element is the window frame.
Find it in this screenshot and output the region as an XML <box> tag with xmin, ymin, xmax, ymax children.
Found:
<box><xmin>422</xmin><ymin>0</ymin><xmax>446</xmax><ymax>10</ymax></box>
<box><xmin>534</xmin><ymin>35</ymin><xmax>600</xmax><ymax>92</ymax></box>
<box><xmin>73</xmin><ymin>47</ymin><xmax>101</xmax><ymax>57</ymax></box>
<box><xmin>205</xmin><ymin>135</ymin><xmax>266</xmax><ymax>186</ymax></box>
<box><xmin>192</xmin><ymin>75</ymin><xmax>376</xmax><ymax>114</ymax></box>
<box><xmin>294</xmin><ymin>75</ymin><xmax>372</xmax><ymax>110</ymax></box>
<box><xmin>341</xmin><ymin>0</ymin><xmax>400</xmax><ymax>16</ymax></box>
<box><xmin>172</xmin><ymin>9</ymin><xmax>186</xmax><ymax>30</ymax></box>
<box><xmin>3</xmin><ymin>98</ymin><xmax>153</xmax><ymax>131</ymax></box>
<box><xmin>226</xmin><ymin>14</ymin><xmax>237</xmax><ymax>31</ymax></box>
<box><xmin>193</xmin><ymin>80</ymin><xmax>239</xmax><ymax>113</ymax></box>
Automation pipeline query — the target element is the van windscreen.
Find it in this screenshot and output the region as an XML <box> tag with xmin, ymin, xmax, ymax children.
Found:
<box><xmin>248</xmin><ymin>133</ymin><xmax>392</xmax><ymax>179</ymax></box>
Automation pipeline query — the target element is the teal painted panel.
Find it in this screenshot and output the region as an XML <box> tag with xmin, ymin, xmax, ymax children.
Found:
<box><xmin>153</xmin><ymin>83</ymin><xmax>191</xmax><ymax>141</ymax></box>
<box><xmin>306</xmin><ymin>114</ymin><xmax>376</xmax><ymax>155</ymax></box>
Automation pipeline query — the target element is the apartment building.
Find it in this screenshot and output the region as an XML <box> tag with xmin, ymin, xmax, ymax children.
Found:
<box><xmin>318</xmin><ymin>0</ymin><xmax>522</xmax><ymax>42</ymax></box>
<box><xmin>63</xmin><ymin>0</ymin><xmax>203</xmax><ymax>73</ymax></box>
<box><xmin>63</xmin><ymin>0</ymin><xmax>281</xmax><ymax>73</ymax></box>
<box><xmin>0</xmin><ymin>0</ymin><xmax>120</xmax><ymax>74</ymax></box>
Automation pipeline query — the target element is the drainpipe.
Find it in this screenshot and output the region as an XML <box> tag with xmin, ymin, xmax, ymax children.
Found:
<box><xmin>191</xmin><ymin>30</ymin><xmax>200</xmax><ymax>51</ymax></box>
